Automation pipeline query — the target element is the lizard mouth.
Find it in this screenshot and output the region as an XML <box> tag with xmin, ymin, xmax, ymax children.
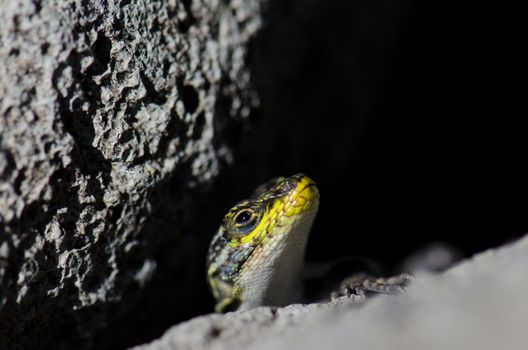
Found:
<box><xmin>257</xmin><ymin>174</ymin><xmax>319</xmax><ymax>240</ymax></box>
<box><xmin>285</xmin><ymin>175</ymin><xmax>319</xmax><ymax>216</ymax></box>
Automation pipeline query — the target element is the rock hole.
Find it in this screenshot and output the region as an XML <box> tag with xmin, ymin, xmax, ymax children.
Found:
<box><xmin>193</xmin><ymin>112</ymin><xmax>206</xmax><ymax>138</ymax></box>
<box><xmin>178</xmin><ymin>81</ymin><xmax>199</xmax><ymax>114</ymax></box>
<box><xmin>139</xmin><ymin>71</ymin><xmax>167</xmax><ymax>104</ymax></box>
<box><xmin>118</xmin><ymin>128</ymin><xmax>135</xmax><ymax>143</ymax></box>
<box><xmin>119</xmin><ymin>0</ymin><xmax>131</xmax><ymax>8</ymax></box>
<box><xmin>178</xmin><ymin>0</ymin><xmax>196</xmax><ymax>33</ymax></box>
<box><xmin>89</xmin><ymin>32</ymin><xmax>112</xmax><ymax>75</ymax></box>
<box><xmin>162</xmin><ymin>61</ymin><xmax>171</xmax><ymax>77</ymax></box>
<box><xmin>33</xmin><ymin>0</ymin><xmax>42</xmax><ymax>13</ymax></box>
<box><xmin>209</xmin><ymin>326</ymin><xmax>221</xmax><ymax>338</ymax></box>
<box><xmin>40</xmin><ymin>43</ymin><xmax>49</xmax><ymax>55</ymax></box>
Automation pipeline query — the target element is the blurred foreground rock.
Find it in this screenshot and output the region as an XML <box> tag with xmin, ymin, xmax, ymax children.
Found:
<box><xmin>134</xmin><ymin>234</ymin><xmax>528</xmax><ymax>350</ymax></box>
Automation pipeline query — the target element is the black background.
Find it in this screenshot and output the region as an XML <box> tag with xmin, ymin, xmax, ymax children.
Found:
<box><xmin>236</xmin><ymin>0</ymin><xmax>528</xmax><ymax>267</ymax></box>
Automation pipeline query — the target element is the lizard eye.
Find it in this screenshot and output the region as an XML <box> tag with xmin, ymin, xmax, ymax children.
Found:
<box><xmin>224</xmin><ymin>205</ymin><xmax>262</xmax><ymax>238</ymax></box>
<box><xmin>234</xmin><ymin>209</ymin><xmax>255</xmax><ymax>226</ymax></box>
<box><xmin>229</xmin><ymin>208</ymin><xmax>261</xmax><ymax>237</ymax></box>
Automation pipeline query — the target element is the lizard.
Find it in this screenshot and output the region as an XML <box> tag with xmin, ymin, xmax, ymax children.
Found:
<box><xmin>206</xmin><ymin>173</ymin><xmax>412</xmax><ymax>312</ymax></box>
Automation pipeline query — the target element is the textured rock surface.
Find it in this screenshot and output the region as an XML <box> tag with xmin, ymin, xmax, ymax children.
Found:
<box><xmin>134</xmin><ymin>234</ymin><xmax>528</xmax><ymax>350</ymax></box>
<box><xmin>0</xmin><ymin>0</ymin><xmax>262</xmax><ymax>348</ymax></box>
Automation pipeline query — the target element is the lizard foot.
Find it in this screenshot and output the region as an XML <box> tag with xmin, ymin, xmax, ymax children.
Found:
<box><xmin>330</xmin><ymin>272</ymin><xmax>414</xmax><ymax>301</ymax></box>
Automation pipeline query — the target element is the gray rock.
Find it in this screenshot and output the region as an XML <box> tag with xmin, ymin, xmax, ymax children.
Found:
<box><xmin>134</xmin><ymin>234</ymin><xmax>528</xmax><ymax>350</ymax></box>
<box><xmin>0</xmin><ymin>0</ymin><xmax>262</xmax><ymax>348</ymax></box>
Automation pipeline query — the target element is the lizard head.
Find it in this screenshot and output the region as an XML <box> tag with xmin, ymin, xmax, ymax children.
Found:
<box><xmin>206</xmin><ymin>174</ymin><xmax>319</xmax><ymax>312</ymax></box>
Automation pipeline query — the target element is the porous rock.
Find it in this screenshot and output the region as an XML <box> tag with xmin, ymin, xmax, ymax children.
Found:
<box><xmin>134</xmin><ymin>234</ymin><xmax>528</xmax><ymax>350</ymax></box>
<box><xmin>0</xmin><ymin>0</ymin><xmax>262</xmax><ymax>348</ymax></box>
